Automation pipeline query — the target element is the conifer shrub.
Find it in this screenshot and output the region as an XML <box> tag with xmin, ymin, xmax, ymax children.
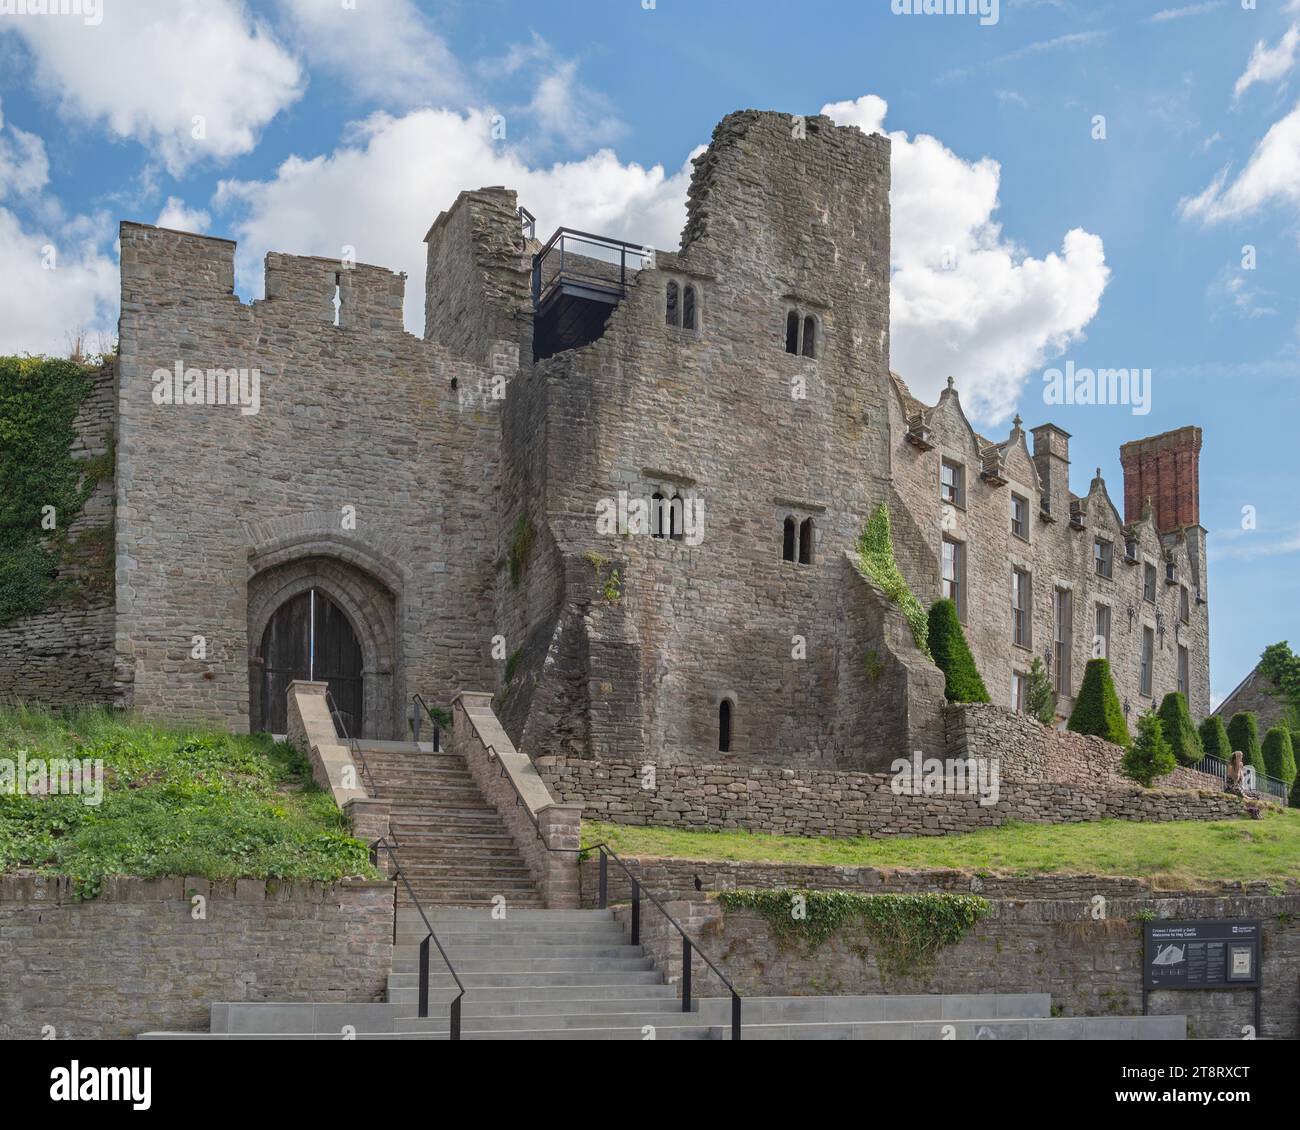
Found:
<box><xmin>1122</xmin><ymin>709</ymin><xmax>1176</xmax><ymax>787</ymax></box>
<box><xmin>1025</xmin><ymin>657</ymin><xmax>1056</xmax><ymax>725</ymax></box>
<box><xmin>1261</xmin><ymin>726</ymin><xmax>1297</xmax><ymax>786</ymax></box>
<box><xmin>1226</xmin><ymin>712</ymin><xmax>1266</xmax><ymax>776</ymax></box>
<box><xmin>1198</xmin><ymin>714</ymin><xmax>1231</xmax><ymax>761</ymax></box>
<box><xmin>1157</xmin><ymin>692</ymin><xmax>1203</xmax><ymax>768</ymax></box>
<box><xmin>1067</xmin><ymin>658</ymin><xmax>1130</xmax><ymax>748</ymax></box>
<box><xmin>927</xmin><ymin>598</ymin><xmax>990</xmax><ymax>704</ymax></box>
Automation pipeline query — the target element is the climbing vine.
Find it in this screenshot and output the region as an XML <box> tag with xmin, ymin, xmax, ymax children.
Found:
<box><xmin>854</xmin><ymin>503</ymin><xmax>930</xmax><ymax>658</ymax></box>
<box><xmin>717</xmin><ymin>889</ymin><xmax>989</xmax><ymax>982</ymax></box>
<box><xmin>507</xmin><ymin>515</ymin><xmax>535</xmax><ymax>588</ymax></box>
<box><xmin>0</xmin><ymin>356</ymin><xmax>109</xmax><ymax>625</ymax></box>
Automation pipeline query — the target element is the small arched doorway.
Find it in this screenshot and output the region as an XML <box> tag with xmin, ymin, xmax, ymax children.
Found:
<box><xmin>259</xmin><ymin>587</ymin><xmax>364</xmax><ymax>736</ymax></box>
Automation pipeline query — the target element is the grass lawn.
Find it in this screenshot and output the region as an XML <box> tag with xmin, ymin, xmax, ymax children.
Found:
<box><xmin>0</xmin><ymin>706</ymin><xmax>377</xmax><ymax>896</ymax></box>
<box><xmin>582</xmin><ymin>810</ymin><xmax>1300</xmax><ymax>890</ymax></box>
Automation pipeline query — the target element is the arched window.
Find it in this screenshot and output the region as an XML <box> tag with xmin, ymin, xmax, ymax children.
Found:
<box><xmin>785</xmin><ymin>310</ymin><xmax>800</xmax><ymax>354</ymax></box>
<box><xmin>802</xmin><ymin>315</ymin><xmax>817</xmax><ymax>358</ymax></box>
<box><xmin>683</xmin><ymin>285</ymin><xmax>697</xmax><ymax>331</ymax></box>
<box><xmin>782</xmin><ymin>516</ymin><xmax>796</xmax><ymax>562</ymax></box>
<box><xmin>718</xmin><ymin>699</ymin><xmax>733</xmax><ymax>753</ymax></box>
<box><xmin>669</xmin><ymin>494</ymin><xmax>685</xmax><ymax>541</ymax></box>
<box><xmin>665</xmin><ymin>281</ymin><xmax>679</xmax><ymax>327</ymax></box>
<box><xmin>799</xmin><ymin>517</ymin><xmax>814</xmax><ymax>565</ymax></box>
<box><xmin>651</xmin><ymin>492</ymin><xmax>666</xmax><ymax>539</ymax></box>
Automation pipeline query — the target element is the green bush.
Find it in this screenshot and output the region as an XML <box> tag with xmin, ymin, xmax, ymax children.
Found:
<box><xmin>1290</xmin><ymin>771</ymin><xmax>1300</xmax><ymax>810</ymax></box>
<box><xmin>855</xmin><ymin>504</ymin><xmax>929</xmax><ymax>657</ymax></box>
<box><xmin>1262</xmin><ymin>727</ymin><xmax>1297</xmax><ymax>785</ymax></box>
<box><xmin>1067</xmin><ymin>658</ymin><xmax>1131</xmax><ymax>748</ymax></box>
<box><xmin>927</xmin><ymin>599</ymin><xmax>990</xmax><ymax>704</ymax></box>
<box><xmin>1198</xmin><ymin>715</ymin><xmax>1231</xmax><ymax>761</ymax></box>
<box><xmin>1157</xmin><ymin>692</ymin><xmax>1203</xmax><ymax>768</ymax></box>
<box><xmin>1025</xmin><ymin>657</ymin><xmax>1056</xmax><ymax>725</ymax></box>
<box><xmin>1226</xmin><ymin>712</ymin><xmax>1266</xmax><ymax>776</ymax></box>
<box><xmin>1122</xmin><ymin>709</ymin><xmax>1177</xmax><ymax>787</ymax></box>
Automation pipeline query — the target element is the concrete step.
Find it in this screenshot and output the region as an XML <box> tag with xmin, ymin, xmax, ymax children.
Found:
<box><xmin>730</xmin><ymin>1016</ymin><xmax>1185</xmax><ymax>1040</ymax></box>
<box><xmin>691</xmin><ymin>994</ymin><xmax>1055</xmax><ymax>1025</ymax></box>
<box><xmin>387</xmin><ymin>957</ymin><xmax>653</xmax><ymax>981</ymax></box>
<box><xmin>387</xmin><ymin>970</ymin><xmax>665</xmax><ymax>993</ymax></box>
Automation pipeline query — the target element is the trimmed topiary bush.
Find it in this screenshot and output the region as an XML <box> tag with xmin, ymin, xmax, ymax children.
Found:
<box><xmin>1262</xmin><ymin>726</ymin><xmax>1297</xmax><ymax>786</ymax></box>
<box><xmin>1122</xmin><ymin>709</ymin><xmax>1177</xmax><ymax>787</ymax></box>
<box><xmin>1157</xmin><ymin>692</ymin><xmax>1203</xmax><ymax>768</ymax></box>
<box><xmin>1067</xmin><ymin>657</ymin><xmax>1130</xmax><ymax>748</ymax></box>
<box><xmin>927</xmin><ymin>598</ymin><xmax>990</xmax><ymax>704</ymax></box>
<box><xmin>1199</xmin><ymin>714</ymin><xmax>1231</xmax><ymax>761</ymax></box>
<box><xmin>1226</xmin><ymin>712</ymin><xmax>1266</xmax><ymax>776</ymax></box>
<box><xmin>1291</xmin><ymin>771</ymin><xmax>1300</xmax><ymax>810</ymax></box>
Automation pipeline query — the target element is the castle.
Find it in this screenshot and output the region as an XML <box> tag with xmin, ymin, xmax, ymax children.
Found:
<box><xmin>1</xmin><ymin>110</ymin><xmax>1210</xmax><ymax>769</ymax></box>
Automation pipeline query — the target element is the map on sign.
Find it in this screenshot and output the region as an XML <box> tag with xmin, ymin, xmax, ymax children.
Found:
<box><xmin>1144</xmin><ymin>921</ymin><xmax>1260</xmax><ymax>990</ymax></box>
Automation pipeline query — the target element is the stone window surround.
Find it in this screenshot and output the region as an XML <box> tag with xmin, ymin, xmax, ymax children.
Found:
<box><xmin>714</xmin><ymin>690</ymin><xmax>739</xmax><ymax>754</ymax></box>
<box><xmin>1093</xmin><ymin>536</ymin><xmax>1114</xmax><ymax>579</ymax></box>
<box><xmin>782</xmin><ymin>303</ymin><xmax>821</xmax><ymax>359</ymax></box>
<box><xmin>1094</xmin><ymin>600</ymin><xmax>1112</xmax><ymax>660</ymax></box>
<box><xmin>775</xmin><ymin>497</ymin><xmax>825</xmax><ymax>568</ymax></box>
<box><xmin>1010</xmin><ymin>491</ymin><xmax>1030</xmax><ymax>542</ymax></box>
<box><xmin>640</xmin><ymin>471</ymin><xmax>699</xmax><ymax>543</ymax></box>
<box><xmin>940</xmin><ymin>457</ymin><xmax>966</xmax><ymax>509</ymax></box>
<box><xmin>664</xmin><ymin>277</ymin><xmax>702</xmax><ymax>333</ymax></box>
<box><xmin>1011</xmin><ymin>566</ymin><xmax>1032</xmax><ymax>651</ymax></box>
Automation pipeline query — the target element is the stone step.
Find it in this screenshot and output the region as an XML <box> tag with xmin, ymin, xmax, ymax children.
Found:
<box><xmin>387</xmin><ymin>970</ymin><xmax>665</xmax><ymax>992</ymax></box>
<box><xmin>691</xmin><ymin>994</ymin><xmax>1054</xmax><ymax>1024</ymax></box>
<box><xmin>387</xmin><ymin>957</ymin><xmax>654</xmax><ymax>981</ymax></box>
<box><xmin>393</xmin><ymin>942</ymin><xmax>636</xmax><ymax>960</ymax></box>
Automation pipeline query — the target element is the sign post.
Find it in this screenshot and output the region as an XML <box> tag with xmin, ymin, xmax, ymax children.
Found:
<box><xmin>1142</xmin><ymin>919</ymin><xmax>1261</xmax><ymax>1035</ymax></box>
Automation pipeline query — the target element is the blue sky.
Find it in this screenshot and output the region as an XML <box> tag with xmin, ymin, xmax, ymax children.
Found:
<box><xmin>1</xmin><ymin>0</ymin><xmax>1298</xmax><ymax>704</ymax></box>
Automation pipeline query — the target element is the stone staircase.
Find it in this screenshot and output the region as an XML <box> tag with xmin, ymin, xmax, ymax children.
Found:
<box><xmin>140</xmin><ymin>907</ymin><xmax>1186</xmax><ymax>1040</ymax></box>
<box><xmin>356</xmin><ymin>740</ymin><xmax>545</xmax><ymax>909</ymax></box>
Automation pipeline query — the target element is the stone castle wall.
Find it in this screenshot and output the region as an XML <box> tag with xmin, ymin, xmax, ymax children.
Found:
<box><xmin>114</xmin><ymin>224</ymin><xmax>502</xmax><ymax>735</ymax></box>
<box><xmin>0</xmin><ymin>876</ymin><xmax>393</xmax><ymax>1040</ymax></box>
<box><xmin>0</xmin><ymin>362</ymin><xmax>117</xmax><ymax>707</ymax></box>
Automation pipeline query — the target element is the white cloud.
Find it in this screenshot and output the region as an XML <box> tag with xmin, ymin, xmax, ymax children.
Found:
<box><xmin>279</xmin><ymin>0</ymin><xmax>465</xmax><ymax>108</ymax></box>
<box><xmin>1233</xmin><ymin>24</ymin><xmax>1300</xmax><ymax>102</ymax></box>
<box><xmin>156</xmin><ymin>196</ymin><xmax>210</xmax><ymax>234</ymax></box>
<box><xmin>1147</xmin><ymin>2</ymin><xmax>1224</xmax><ymax>23</ymax></box>
<box><xmin>0</xmin><ymin>208</ymin><xmax>118</xmax><ymax>356</ymax></box>
<box><xmin>3</xmin><ymin>0</ymin><xmax>302</xmax><ymax>175</ymax></box>
<box><xmin>825</xmin><ymin>94</ymin><xmax>1111</xmax><ymax>424</ymax></box>
<box><xmin>0</xmin><ymin>99</ymin><xmax>49</xmax><ymax>200</ymax></box>
<box><xmin>215</xmin><ymin>108</ymin><xmax>692</xmax><ymax>334</ymax></box>
<box><xmin>1180</xmin><ymin>101</ymin><xmax>1300</xmax><ymax>225</ymax></box>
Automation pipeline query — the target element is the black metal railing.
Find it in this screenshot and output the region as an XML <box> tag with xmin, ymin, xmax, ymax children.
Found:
<box><xmin>531</xmin><ymin>227</ymin><xmax>652</xmax><ymax>309</ymax></box>
<box><xmin>518</xmin><ymin>206</ymin><xmax>536</xmax><ymax>241</ymax></box>
<box><xmin>1192</xmin><ymin>753</ymin><xmax>1289</xmax><ymax>804</ymax></box>
<box><xmin>448</xmin><ymin>699</ymin><xmax>742</xmax><ymax>1037</ymax></box>
<box><xmin>370</xmin><ymin>839</ymin><xmax>464</xmax><ymax>1040</ymax></box>
<box><xmin>410</xmin><ymin>693</ymin><xmax>444</xmax><ymax>752</ymax></box>
<box><xmin>324</xmin><ymin>686</ymin><xmax>377</xmax><ymax>797</ymax></box>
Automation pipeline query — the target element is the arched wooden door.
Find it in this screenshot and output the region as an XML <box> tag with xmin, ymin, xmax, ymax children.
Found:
<box><xmin>259</xmin><ymin>588</ymin><xmax>364</xmax><ymax>736</ymax></box>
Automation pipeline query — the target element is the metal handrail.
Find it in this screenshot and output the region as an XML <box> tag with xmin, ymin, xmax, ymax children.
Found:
<box><xmin>324</xmin><ymin>687</ymin><xmax>377</xmax><ymax>798</ymax></box>
<box><xmin>448</xmin><ymin>701</ymin><xmax>741</xmax><ymax>1037</ymax></box>
<box><xmin>410</xmin><ymin>693</ymin><xmax>444</xmax><ymax>752</ymax></box>
<box><xmin>1193</xmin><ymin>752</ymin><xmax>1290</xmax><ymax>803</ymax></box>
<box><xmin>531</xmin><ymin>226</ymin><xmax>652</xmax><ymax>308</ymax></box>
<box><xmin>370</xmin><ymin>839</ymin><xmax>464</xmax><ymax>1040</ymax></box>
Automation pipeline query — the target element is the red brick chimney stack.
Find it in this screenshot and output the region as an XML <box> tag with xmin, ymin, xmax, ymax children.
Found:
<box><xmin>1119</xmin><ymin>426</ymin><xmax>1202</xmax><ymax>533</ymax></box>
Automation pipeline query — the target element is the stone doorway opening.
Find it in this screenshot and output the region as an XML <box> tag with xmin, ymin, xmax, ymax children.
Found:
<box><xmin>258</xmin><ymin>588</ymin><xmax>364</xmax><ymax>736</ymax></box>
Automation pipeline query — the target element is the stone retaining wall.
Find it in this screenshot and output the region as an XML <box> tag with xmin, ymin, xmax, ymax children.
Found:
<box><xmin>0</xmin><ymin>876</ymin><xmax>393</xmax><ymax>1040</ymax></box>
<box><xmin>542</xmin><ymin>755</ymin><xmax>1251</xmax><ymax>839</ymax></box>
<box><xmin>617</xmin><ymin>891</ymin><xmax>1300</xmax><ymax>1041</ymax></box>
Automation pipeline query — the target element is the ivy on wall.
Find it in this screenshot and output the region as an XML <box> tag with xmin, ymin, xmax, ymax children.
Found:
<box><xmin>854</xmin><ymin>503</ymin><xmax>931</xmax><ymax>658</ymax></box>
<box><xmin>0</xmin><ymin>356</ymin><xmax>109</xmax><ymax>626</ymax></box>
<box><xmin>717</xmin><ymin>888</ymin><xmax>990</xmax><ymax>982</ymax></box>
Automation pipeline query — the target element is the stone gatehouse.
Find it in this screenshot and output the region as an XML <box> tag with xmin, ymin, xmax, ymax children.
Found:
<box><xmin>2</xmin><ymin>109</ymin><xmax>1209</xmax><ymax>769</ymax></box>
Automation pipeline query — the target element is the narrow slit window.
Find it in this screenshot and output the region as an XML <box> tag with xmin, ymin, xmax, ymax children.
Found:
<box><xmin>798</xmin><ymin>517</ymin><xmax>813</xmax><ymax>565</ymax></box>
<box><xmin>683</xmin><ymin>285</ymin><xmax>697</xmax><ymax>330</ymax></box>
<box><xmin>332</xmin><ymin>273</ymin><xmax>342</xmax><ymax>327</ymax></box>
<box><xmin>669</xmin><ymin>494</ymin><xmax>684</xmax><ymax>541</ymax></box>
<box><xmin>665</xmin><ymin>281</ymin><xmax>679</xmax><ymax>327</ymax></box>
<box><xmin>651</xmin><ymin>492</ymin><xmax>666</xmax><ymax>539</ymax></box>
<box><xmin>782</xmin><ymin>516</ymin><xmax>796</xmax><ymax>562</ymax></box>
<box><xmin>718</xmin><ymin>699</ymin><xmax>732</xmax><ymax>752</ymax></box>
<box><xmin>785</xmin><ymin>311</ymin><xmax>800</xmax><ymax>354</ymax></box>
<box><xmin>802</xmin><ymin>315</ymin><xmax>816</xmax><ymax>358</ymax></box>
